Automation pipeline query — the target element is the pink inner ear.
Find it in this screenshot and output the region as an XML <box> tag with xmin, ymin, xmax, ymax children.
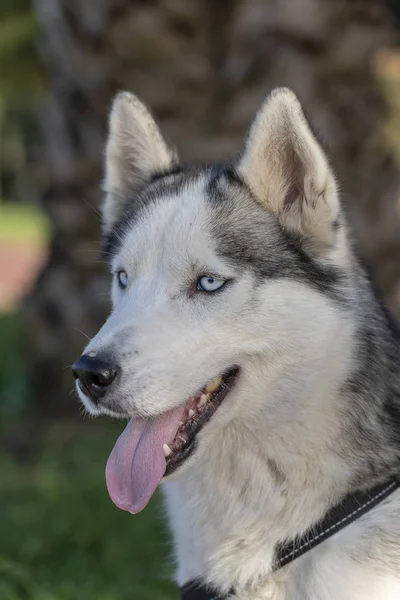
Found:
<box><xmin>283</xmin><ymin>181</ymin><xmax>300</xmax><ymax>209</ymax></box>
<box><xmin>282</xmin><ymin>147</ymin><xmax>305</xmax><ymax>210</ymax></box>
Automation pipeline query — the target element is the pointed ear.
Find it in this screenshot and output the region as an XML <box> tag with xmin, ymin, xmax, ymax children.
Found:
<box><xmin>102</xmin><ymin>92</ymin><xmax>178</xmax><ymax>233</ymax></box>
<box><xmin>238</xmin><ymin>88</ymin><xmax>339</xmax><ymax>253</ymax></box>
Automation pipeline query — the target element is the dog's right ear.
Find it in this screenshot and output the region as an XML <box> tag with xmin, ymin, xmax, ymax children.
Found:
<box><xmin>102</xmin><ymin>92</ymin><xmax>178</xmax><ymax>233</ymax></box>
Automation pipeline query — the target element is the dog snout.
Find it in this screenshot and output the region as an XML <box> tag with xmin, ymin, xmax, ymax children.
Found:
<box><xmin>72</xmin><ymin>354</ymin><xmax>120</xmax><ymax>404</ymax></box>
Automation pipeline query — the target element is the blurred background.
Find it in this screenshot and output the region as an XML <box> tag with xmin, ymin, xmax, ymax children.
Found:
<box><xmin>2</xmin><ymin>0</ymin><xmax>400</xmax><ymax>598</ymax></box>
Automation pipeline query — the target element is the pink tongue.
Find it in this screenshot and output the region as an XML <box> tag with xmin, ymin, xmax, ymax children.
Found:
<box><xmin>106</xmin><ymin>404</ymin><xmax>186</xmax><ymax>513</ymax></box>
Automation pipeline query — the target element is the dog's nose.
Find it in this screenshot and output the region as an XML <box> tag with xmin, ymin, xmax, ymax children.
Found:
<box><xmin>72</xmin><ymin>354</ymin><xmax>120</xmax><ymax>404</ymax></box>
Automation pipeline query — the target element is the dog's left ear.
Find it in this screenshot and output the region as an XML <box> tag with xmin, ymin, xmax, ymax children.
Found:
<box><xmin>238</xmin><ymin>88</ymin><xmax>339</xmax><ymax>253</ymax></box>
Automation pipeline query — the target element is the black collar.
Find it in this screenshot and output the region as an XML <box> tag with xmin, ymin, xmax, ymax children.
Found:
<box><xmin>180</xmin><ymin>477</ymin><xmax>399</xmax><ymax>600</ymax></box>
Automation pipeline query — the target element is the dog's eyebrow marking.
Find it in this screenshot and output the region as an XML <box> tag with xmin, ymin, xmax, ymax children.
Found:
<box><xmin>102</xmin><ymin>166</ymin><xmax>208</xmax><ymax>261</ymax></box>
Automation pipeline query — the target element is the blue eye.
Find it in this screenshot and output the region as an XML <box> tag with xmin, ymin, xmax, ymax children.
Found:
<box><xmin>117</xmin><ymin>269</ymin><xmax>128</xmax><ymax>289</ymax></box>
<box><xmin>197</xmin><ymin>275</ymin><xmax>226</xmax><ymax>292</ymax></box>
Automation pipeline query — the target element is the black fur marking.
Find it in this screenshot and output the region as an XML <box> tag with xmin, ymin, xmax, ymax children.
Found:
<box><xmin>103</xmin><ymin>163</ymin><xmax>245</xmax><ymax>261</ymax></box>
<box><xmin>150</xmin><ymin>164</ymin><xmax>184</xmax><ymax>182</ymax></box>
<box><xmin>102</xmin><ymin>164</ymin><xmax>208</xmax><ymax>260</ymax></box>
<box><xmin>105</xmin><ymin>160</ymin><xmax>345</xmax><ymax>304</ymax></box>
<box><xmin>104</xmin><ymin>160</ymin><xmax>347</xmax><ymax>301</ymax></box>
<box><xmin>206</xmin><ymin>168</ymin><xmax>347</xmax><ymax>304</ymax></box>
<box><xmin>335</xmin><ymin>252</ymin><xmax>400</xmax><ymax>484</ymax></box>
<box><xmin>101</xmin><ymin>231</ymin><xmax>119</xmax><ymax>259</ymax></box>
<box><xmin>207</xmin><ymin>164</ymin><xmax>247</xmax><ymax>197</ymax></box>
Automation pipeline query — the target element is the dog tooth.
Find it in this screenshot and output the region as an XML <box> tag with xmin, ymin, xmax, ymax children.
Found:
<box><xmin>206</xmin><ymin>376</ymin><xmax>222</xmax><ymax>394</ymax></box>
<box><xmin>163</xmin><ymin>443</ymin><xmax>172</xmax><ymax>457</ymax></box>
<box><xmin>188</xmin><ymin>409</ymin><xmax>195</xmax><ymax>418</ymax></box>
<box><xmin>198</xmin><ymin>393</ymin><xmax>209</xmax><ymax>407</ymax></box>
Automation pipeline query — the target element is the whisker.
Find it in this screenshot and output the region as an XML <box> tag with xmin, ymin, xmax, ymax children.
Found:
<box><xmin>73</xmin><ymin>328</ymin><xmax>92</xmax><ymax>342</ymax></box>
<box><xmin>82</xmin><ymin>197</ymin><xmax>102</xmax><ymax>221</ymax></box>
<box><xmin>221</xmin><ymin>382</ymin><xmax>232</xmax><ymax>393</ymax></box>
<box><xmin>73</xmin><ymin>249</ymin><xmax>108</xmax><ymax>256</ymax></box>
<box><xmin>108</xmin><ymin>223</ymin><xmax>127</xmax><ymax>245</ymax></box>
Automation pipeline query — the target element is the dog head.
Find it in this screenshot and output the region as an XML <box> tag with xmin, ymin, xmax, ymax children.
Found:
<box><xmin>73</xmin><ymin>89</ymin><xmax>352</xmax><ymax>512</ymax></box>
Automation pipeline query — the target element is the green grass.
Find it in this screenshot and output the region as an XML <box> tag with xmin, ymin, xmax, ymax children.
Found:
<box><xmin>0</xmin><ymin>203</ymin><xmax>49</xmax><ymax>244</ymax></box>
<box><xmin>0</xmin><ymin>422</ymin><xmax>178</xmax><ymax>600</ymax></box>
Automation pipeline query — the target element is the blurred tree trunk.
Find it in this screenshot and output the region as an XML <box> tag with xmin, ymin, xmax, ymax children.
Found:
<box><xmin>25</xmin><ymin>0</ymin><xmax>400</xmax><ymax>415</ymax></box>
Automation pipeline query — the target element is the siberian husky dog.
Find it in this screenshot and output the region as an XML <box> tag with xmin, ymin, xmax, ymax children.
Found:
<box><xmin>73</xmin><ymin>88</ymin><xmax>400</xmax><ymax>599</ymax></box>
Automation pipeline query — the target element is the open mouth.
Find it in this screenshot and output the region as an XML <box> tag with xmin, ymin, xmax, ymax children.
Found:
<box><xmin>106</xmin><ymin>366</ymin><xmax>239</xmax><ymax>514</ymax></box>
<box><xmin>164</xmin><ymin>366</ymin><xmax>239</xmax><ymax>476</ymax></box>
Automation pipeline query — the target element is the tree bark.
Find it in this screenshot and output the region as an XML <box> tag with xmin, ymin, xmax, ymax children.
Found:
<box><xmin>25</xmin><ymin>0</ymin><xmax>400</xmax><ymax>414</ymax></box>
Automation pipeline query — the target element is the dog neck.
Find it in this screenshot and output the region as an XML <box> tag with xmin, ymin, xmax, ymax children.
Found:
<box><xmin>163</xmin><ymin>293</ymin><xmax>400</xmax><ymax>595</ymax></box>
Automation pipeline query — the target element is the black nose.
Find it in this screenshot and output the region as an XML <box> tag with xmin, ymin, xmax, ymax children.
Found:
<box><xmin>72</xmin><ymin>354</ymin><xmax>120</xmax><ymax>404</ymax></box>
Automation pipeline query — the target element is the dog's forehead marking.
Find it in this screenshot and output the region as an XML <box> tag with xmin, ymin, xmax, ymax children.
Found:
<box><xmin>113</xmin><ymin>176</ymin><xmax>229</xmax><ymax>276</ymax></box>
<box><xmin>110</xmin><ymin>167</ymin><xmax>345</xmax><ymax>304</ymax></box>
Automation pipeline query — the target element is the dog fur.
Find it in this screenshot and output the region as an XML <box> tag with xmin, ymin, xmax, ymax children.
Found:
<box><xmin>77</xmin><ymin>88</ymin><xmax>400</xmax><ymax>599</ymax></box>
